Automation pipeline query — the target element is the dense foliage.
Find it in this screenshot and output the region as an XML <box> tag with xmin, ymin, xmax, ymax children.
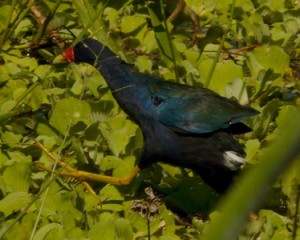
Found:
<box><xmin>0</xmin><ymin>0</ymin><xmax>299</xmax><ymax>239</ymax></box>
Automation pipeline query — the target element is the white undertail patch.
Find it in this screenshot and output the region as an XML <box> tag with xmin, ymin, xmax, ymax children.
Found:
<box><xmin>223</xmin><ymin>151</ymin><xmax>245</xmax><ymax>171</ymax></box>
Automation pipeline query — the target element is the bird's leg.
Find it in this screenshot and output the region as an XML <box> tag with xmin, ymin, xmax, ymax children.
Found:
<box><xmin>34</xmin><ymin>162</ymin><xmax>97</xmax><ymax>195</ymax></box>
<box><xmin>34</xmin><ymin>142</ymin><xmax>140</xmax><ymax>194</ymax></box>
<box><xmin>54</xmin><ymin>165</ymin><xmax>140</xmax><ymax>186</ymax></box>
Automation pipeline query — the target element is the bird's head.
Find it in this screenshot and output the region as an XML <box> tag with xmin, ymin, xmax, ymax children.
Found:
<box><xmin>54</xmin><ymin>38</ymin><xmax>115</xmax><ymax>65</ymax></box>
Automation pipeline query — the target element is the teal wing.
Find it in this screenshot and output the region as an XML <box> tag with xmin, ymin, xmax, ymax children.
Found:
<box><xmin>148</xmin><ymin>81</ymin><xmax>258</xmax><ymax>134</ymax></box>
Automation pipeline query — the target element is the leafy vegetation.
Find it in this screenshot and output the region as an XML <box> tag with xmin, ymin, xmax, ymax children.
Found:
<box><xmin>0</xmin><ymin>0</ymin><xmax>300</xmax><ymax>239</ymax></box>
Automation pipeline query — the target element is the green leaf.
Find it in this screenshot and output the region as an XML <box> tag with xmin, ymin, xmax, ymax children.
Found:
<box><xmin>120</xmin><ymin>15</ymin><xmax>147</xmax><ymax>34</ymax></box>
<box><xmin>65</xmin><ymin>227</ymin><xmax>85</xmax><ymax>239</ymax></box>
<box><xmin>247</xmin><ymin>46</ymin><xmax>290</xmax><ymax>77</ymax></box>
<box><xmin>259</xmin><ymin>209</ymin><xmax>289</xmax><ymax>228</ymax></box>
<box><xmin>275</xmin><ymin>105</ymin><xmax>298</xmax><ymax>132</ymax></box>
<box><xmin>25</xmin><ymin>85</ymin><xmax>46</xmax><ymax>111</ymax></box>
<box><xmin>199</xmin><ymin>59</ymin><xmax>244</xmax><ymax>95</ymax></box>
<box><xmin>0</xmin><ymin>100</ymin><xmax>16</xmax><ymax>114</ymax></box>
<box><xmin>241</xmin><ymin>12</ymin><xmax>269</xmax><ymax>43</ymax></box>
<box><xmin>61</xmin><ymin>211</ymin><xmax>76</xmax><ymax>230</ymax></box>
<box><xmin>113</xmin><ymin>156</ymin><xmax>136</xmax><ymax>178</ymax></box>
<box><xmin>85</xmin><ymin>68</ymin><xmax>107</xmax><ymax>98</ymax></box>
<box><xmin>225</xmin><ymin>78</ymin><xmax>249</xmax><ymax>104</ymax></box>
<box><xmin>99</xmin><ymin>155</ymin><xmax>121</xmax><ymax>171</ymax></box>
<box><xmin>2</xmin><ymin>162</ymin><xmax>31</xmax><ymax>193</ymax></box>
<box><xmin>1</xmin><ymin>131</ymin><xmax>23</xmax><ymax>145</ymax></box>
<box><xmin>135</xmin><ymin>55</ymin><xmax>153</xmax><ymax>73</ymax></box>
<box><xmin>0</xmin><ymin>5</ymin><xmax>13</xmax><ymax>31</ymax></box>
<box><xmin>100</xmin><ymin>184</ymin><xmax>125</xmax><ymax>210</ymax></box>
<box><xmin>88</xmin><ymin>218</ymin><xmax>115</xmax><ymax>240</ymax></box>
<box><xmin>115</xmin><ymin>218</ymin><xmax>133</xmax><ymax>240</ymax></box>
<box><xmin>245</xmin><ymin>139</ymin><xmax>260</xmax><ymax>164</ymax></box>
<box><xmin>0</xmin><ymin>192</ymin><xmax>31</xmax><ymax>217</ymax></box>
<box><xmin>50</xmin><ymin>97</ymin><xmax>91</xmax><ymax>135</ymax></box>
<box><xmin>32</xmin><ymin>223</ymin><xmax>62</xmax><ymax>240</ymax></box>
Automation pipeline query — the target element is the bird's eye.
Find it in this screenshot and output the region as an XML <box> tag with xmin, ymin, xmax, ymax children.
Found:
<box><xmin>151</xmin><ymin>96</ymin><xmax>165</xmax><ymax>106</ymax></box>
<box><xmin>79</xmin><ymin>43</ymin><xmax>91</xmax><ymax>51</ymax></box>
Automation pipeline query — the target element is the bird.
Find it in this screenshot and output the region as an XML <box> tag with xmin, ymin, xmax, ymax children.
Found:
<box><xmin>54</xmin><ymin>38</ymin><xmax>258</xmax><ymax>193</ymax></box>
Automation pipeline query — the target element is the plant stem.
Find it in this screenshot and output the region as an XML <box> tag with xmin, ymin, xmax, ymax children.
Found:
<box><xmin>205</xmin><ymin>0</ymin><xmax>236</xmax><ymax>88</ymax></box>
<box><xmin>159</xmin><ymin>0</ymin><xmax>179</xmax><ymax>82</ymax></box>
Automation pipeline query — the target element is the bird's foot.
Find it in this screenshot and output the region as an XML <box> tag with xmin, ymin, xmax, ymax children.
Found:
<box><xmin>34</xmin><ymin>162</ymin><xmax>97</xmax><ymax>195</ymax></box>
<box><xmin>34</xmin><ymin>141</ymin><xmax>140</xmax><ymax>195</ymax></box>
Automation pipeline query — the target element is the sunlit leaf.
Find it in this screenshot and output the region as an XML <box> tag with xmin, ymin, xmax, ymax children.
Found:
<box><xmin>199</xmin><ymin>59</ymin><xmax>244</xmax><ymax>95</ymax></box>
<box><xmin>88</xmin><ymin>219</ymin><xmax>115</xmax><ymax>240</ymax></box>
<box><xmin>0</xmin><ymin>192</ymin><xmax>31</xmax><ymax>217</ymax></box>
<box><xmin>245</xmin><ymin>139</ymin><xmax>260</xmax><ymax>164</ymax></box>
<box><xmin>247</xmin><ymin>45</ymin><xmax>290</xmax><ymax>77</ymax></box>
<box><xmin>225</xmin><ymin>78</ymin><xmax>249</xmax><ymax>104</ymax></box>
<box><xmin>2</xmin><ymin>162</ymin><xmax>31</xmax><ymax>193</ymax></box>
<box><xmin>50</xmin><ymin>97</ymin><xmax>91</xmax><ymax>135</ymax></box>
<box><xmin>114</xmin><ymin>218</ymin><xmax>133</xmax><ymax>240</ymax></box>
<box><xmin>120</xmin><ymin>15</ymin><xmax>147</xmax><ymax>35</ymax></box>
<box><xmin>32</xmin><ymin>223</ymin><xmax>62</xmax><ymax>240</ymax></box>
